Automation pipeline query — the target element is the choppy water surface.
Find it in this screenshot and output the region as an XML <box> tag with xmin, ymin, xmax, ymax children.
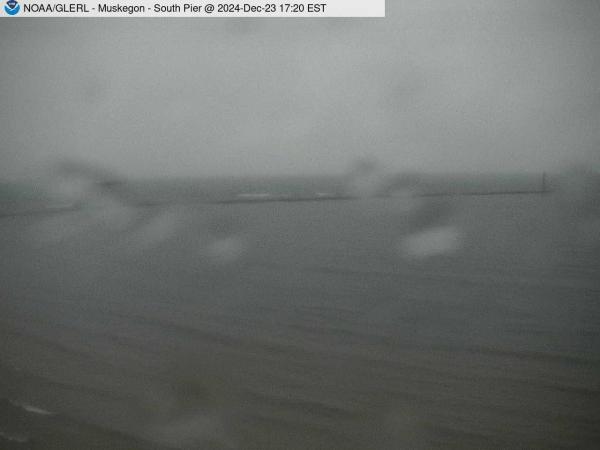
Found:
<box><xmin>1</xmin><ymin>194</ymin><xmax>599</xmax><ymax>449</ymax></box>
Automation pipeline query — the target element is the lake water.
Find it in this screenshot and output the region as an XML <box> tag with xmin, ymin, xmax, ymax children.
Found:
<box><xmin>1</xmin><ymin>189</ymin><xmax>598</xmax><ymax>449</ymax></box>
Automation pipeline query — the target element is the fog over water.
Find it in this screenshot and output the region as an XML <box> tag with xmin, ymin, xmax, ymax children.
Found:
<box><xmin>1</xmin><ymin>2</ymin><xmax>600</xmax><ymax>449</ymax></box>
<box><xmin>1</xmin><ymin>0</ymin><xmax>600</xmax><ymax>180</ymax></box>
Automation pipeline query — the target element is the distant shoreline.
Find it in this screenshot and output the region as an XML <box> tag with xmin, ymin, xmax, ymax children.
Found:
<box><xmin>0</xmin><ymin>189</ymin><xmax>550</xmax><ymax>218</ymax></box>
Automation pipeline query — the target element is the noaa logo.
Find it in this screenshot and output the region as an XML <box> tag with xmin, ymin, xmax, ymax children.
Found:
<box><xmin>4</xmin><ymin>0</ymin><xmax>20</xmax><ymax>15</ymax></box>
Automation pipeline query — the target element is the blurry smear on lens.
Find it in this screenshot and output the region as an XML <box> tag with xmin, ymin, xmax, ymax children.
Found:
<box><xmin>344</xmin><ymin>157</ymin><xmax>387</xmax><ymax>199</ymax></box>
<box><xmin>398</xmin><ymin>225</ymin><xmax>462</xmax><ymax>259</ymax></box>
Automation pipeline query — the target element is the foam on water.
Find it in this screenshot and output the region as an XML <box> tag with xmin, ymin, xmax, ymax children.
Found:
<box><xmin>10</xmin><ymin>400</ymin><xmax>55</xmax><ymax>416</ymax></box>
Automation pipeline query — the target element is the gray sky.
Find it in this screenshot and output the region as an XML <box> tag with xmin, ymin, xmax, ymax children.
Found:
<box><xmin>1</xmin><ymin>0</ymin><xmax>599</xmax><ymax>180</ymax></box>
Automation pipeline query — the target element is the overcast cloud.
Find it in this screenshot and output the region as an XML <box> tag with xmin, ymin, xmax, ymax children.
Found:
<box><xmin>1</xmin><ymin>0</ymin><xmax>599</xmax><ymax>180</ymax></box>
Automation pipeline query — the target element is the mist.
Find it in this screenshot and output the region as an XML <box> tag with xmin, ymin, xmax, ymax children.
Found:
<box><xmin>2</xmin><ymin>5</ymin><xmax>600</xmax><ymax>448</ymax></box>
<box><xmin>1</xmin><ymin>1</ymin><xmax>599</xmax><ymax>180</ymax></box>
